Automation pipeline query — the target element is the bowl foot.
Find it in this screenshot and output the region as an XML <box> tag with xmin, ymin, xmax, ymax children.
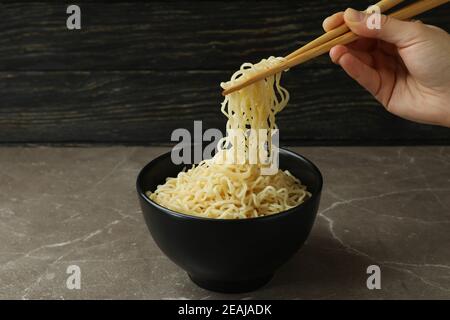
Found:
<box><xmin>188</xmin><ymin>273</ymin><xmax>273</xmax><ymax>293</ymax></box>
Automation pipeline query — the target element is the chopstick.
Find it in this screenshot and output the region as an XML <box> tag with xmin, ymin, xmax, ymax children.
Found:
<box><xmin>285</xmin><ymin>0</ymin><xmax>405</xmax><ymax>60</ymax></box>
<box><xmin>222</xmin><ymin>0</ymin><xmax>450</xmax><ymax>96</ymax></box>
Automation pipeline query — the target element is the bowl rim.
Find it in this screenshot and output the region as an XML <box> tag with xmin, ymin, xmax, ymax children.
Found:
<box><xmin>136</xmin><ymin>147</ymin><xmax>323</xmax><ymax>223</ymax></box>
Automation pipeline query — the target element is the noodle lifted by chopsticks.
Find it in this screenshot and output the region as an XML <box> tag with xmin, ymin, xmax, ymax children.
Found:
<box><xmin>148</xmin><ymin>57</ymin><xmax>311</xmax><ymax>219</ymax></box>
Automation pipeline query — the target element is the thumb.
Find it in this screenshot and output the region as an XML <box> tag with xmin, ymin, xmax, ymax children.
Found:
<box><xmin>344</xmin><ymin>8</ymin><xmax>425</xmax><ymax>48</ymax></box>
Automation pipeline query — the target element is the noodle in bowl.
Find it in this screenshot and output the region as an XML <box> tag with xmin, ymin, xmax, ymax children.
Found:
<box><xmin>137</xmin><ymin>57</ymin><xmax>323</xmax><ymax>292</ymax></box>
<box><xmin>147</xmin><ymin>162</ymin><xmax>310</xmax><ymax>219</ymax></box>
<box><xmin>148</xmin><ymin>57</ymin><xmax>311</xmax><ymax>219</ymax></box>
<box><xmin>136</xmin><ymin>147</ymin><xmax>323</xmax><ymax>293</ymax></box>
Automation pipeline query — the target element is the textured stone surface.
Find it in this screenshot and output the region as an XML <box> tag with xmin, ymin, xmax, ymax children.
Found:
<box><xmin>0</xmin><ymin>146</ymin><xmax>449</xmax><ymax>299</ymax></box>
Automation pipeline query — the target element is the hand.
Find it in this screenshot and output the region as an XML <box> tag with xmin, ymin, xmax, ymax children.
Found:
<box><xmin>323</xmin><ymin>8</ymin><xmax>450</xmax><ymax>128</ymax></box>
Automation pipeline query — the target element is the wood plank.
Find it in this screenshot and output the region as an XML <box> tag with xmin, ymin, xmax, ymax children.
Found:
<box><xmin>1</xmin><ymin>69</ymin><xmax>449</xmax><ymax>144</ymax></box>
<box><xmin>0</xmin><ymin>1</ymin><xmax>448</xmax><ymax>71</ymax></box>
<box><xmin>1</xmin><ymin>1</ymin><xmax>449</xmax><ymax>144</ymax></box>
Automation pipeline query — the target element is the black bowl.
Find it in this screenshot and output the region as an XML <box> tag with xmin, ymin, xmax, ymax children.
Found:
<box><xmin>136</xmin><ymin>148</ymin><xmax>323</xmax><ymax>293</ymax></box>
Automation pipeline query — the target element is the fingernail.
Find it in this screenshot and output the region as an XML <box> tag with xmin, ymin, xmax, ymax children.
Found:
<box><xmin>329</xmin><ymin>47</ymin><xmax>338</xmax><ymax>64</ymax></box>
<box><xmin>345</xmin><ymin>8</ymin><xmax>364</xmax><ymax>23</ymax></box>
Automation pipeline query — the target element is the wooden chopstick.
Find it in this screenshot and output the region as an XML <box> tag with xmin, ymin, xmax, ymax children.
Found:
<box><xmin>285</xmin><ymin>0</ymin><xmax>405</xmax><ymax>60</ymax></box>
<box><xmin>222</xmin><ymin>0</ymin><xmax>450</xmax><ymax>96</ymax></box>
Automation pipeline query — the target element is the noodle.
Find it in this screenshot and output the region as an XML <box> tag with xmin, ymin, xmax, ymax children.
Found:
<box><xmin>147</xmin><ymin>57</ymin><xmax>311</xmax><ymax>219</ymax></box>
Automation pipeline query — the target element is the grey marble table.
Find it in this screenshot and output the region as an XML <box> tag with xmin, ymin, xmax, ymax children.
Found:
<box><xmin>0</xmin><ymin>146</ymin><xmax>449</xmax><ymax>299</ymax></box>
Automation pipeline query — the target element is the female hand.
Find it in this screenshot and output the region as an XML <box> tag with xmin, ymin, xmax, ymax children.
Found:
<box><xmin>323</xmin><ymin>8</ymin><xmax>450</xmax><ymax>128</ymax></box>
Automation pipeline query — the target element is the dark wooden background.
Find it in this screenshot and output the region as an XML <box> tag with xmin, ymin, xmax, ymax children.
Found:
<box><xmin>1</xmin><ymin>1</ymin><xmax>449</xmax><ymax>145</ymax></box>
